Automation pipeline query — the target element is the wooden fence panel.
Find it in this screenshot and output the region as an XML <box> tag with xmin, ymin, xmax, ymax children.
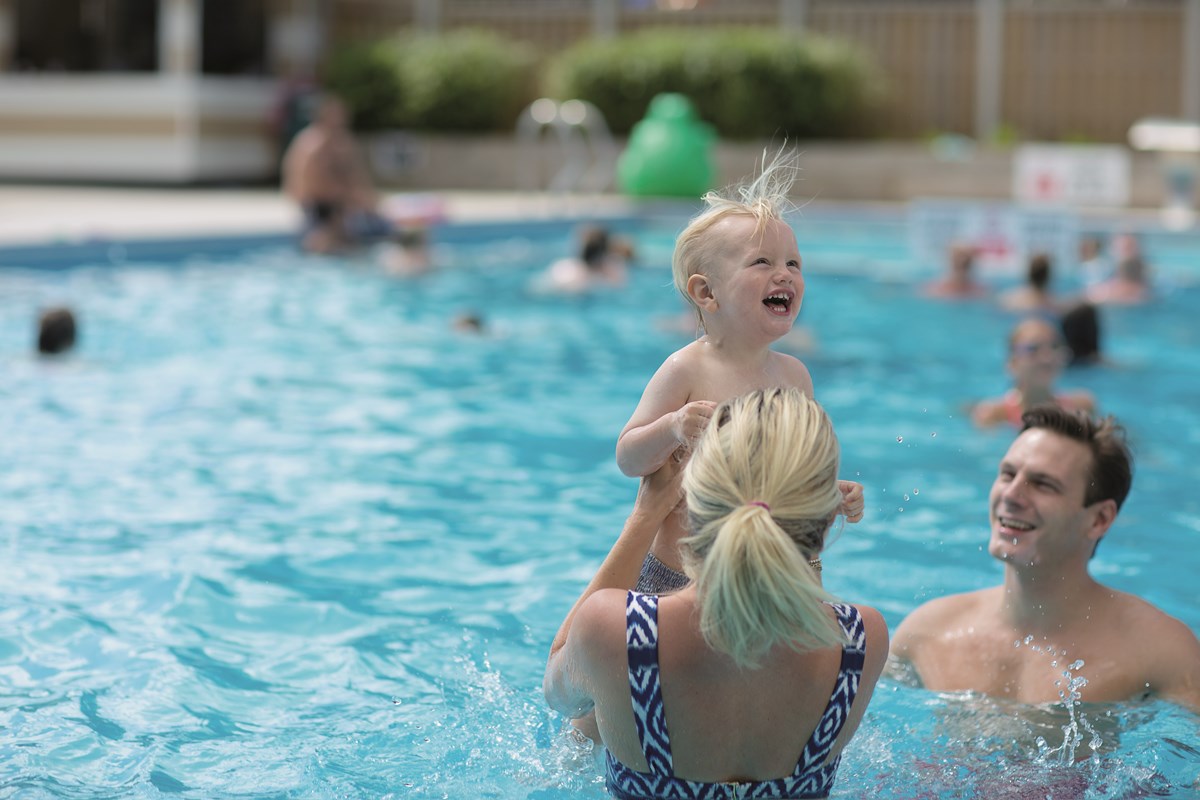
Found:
<box><xmin>324</xmin><ymin>0</ymin><xmax>1192</xmax><ymax>143</ymax></box>
<box><xmin>442</xmin><ymin>1</ymin><xmax>592</xmax><ymax>54</ymax></box>
<box><xmin>809</xmin><ymin>3</ymin><xmax>976</xmax><ymax>137</ymax></box>
<box><xmin>329</xmin><ymin>0</ymin><xmax>417</xmax><ymax>45</ymax></box>
<box><xmin>1002</xmin><ymin>5</ymin><xmax>1181</xmax><ymax>142</ymax></box>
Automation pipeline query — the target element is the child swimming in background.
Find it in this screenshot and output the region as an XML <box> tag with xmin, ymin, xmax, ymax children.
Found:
<box><xmin>617</xmin><ymin>150</ymin><xmax>865</xmax><ymax>593</ymax></box>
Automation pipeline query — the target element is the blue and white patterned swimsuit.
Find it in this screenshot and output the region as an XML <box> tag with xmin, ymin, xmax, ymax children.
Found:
<box><xmin>605</xmin><ymin>591</ymin><xmax>867</xmax><ymax>800</ymax></box>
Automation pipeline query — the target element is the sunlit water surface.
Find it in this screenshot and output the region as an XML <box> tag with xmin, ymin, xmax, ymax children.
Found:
<box><xmin>1</xmin><ymin>213</ymin><xmax>1198</xmax><ymax>799</ymax></box>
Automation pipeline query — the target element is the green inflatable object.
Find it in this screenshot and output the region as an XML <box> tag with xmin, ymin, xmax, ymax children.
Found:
<box><xmin>617</xmin><ymin>93</ymin><xmax>716</xmax><ymax>198</ymax></box>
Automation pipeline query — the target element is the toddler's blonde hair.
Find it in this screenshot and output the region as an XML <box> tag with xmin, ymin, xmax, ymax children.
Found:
<box><xmin>671</xmin><ymin>149</ymin><xmax>801</xmax><ymax>328</ymax></box>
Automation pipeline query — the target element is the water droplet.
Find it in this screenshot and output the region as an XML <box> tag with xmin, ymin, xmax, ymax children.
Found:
<box><xmin>930</xmin><ymin>432</ymin><xmax>937</xmax><ymax>437</ymax></box>
<box><xmin>912</xmin><ymin>488</ymin><xmax>919</xmax><ymax>495</ymax></box>
<box><xmin>1023</xmin><ymin>635</ymin><xmax>1034</xmax><ymax>645</ymax></box>
<box><xmin>897</xmin><ymin>507</ymin><xmax>904</xmax><ymax>512</ymax></box>
<box><xmin>922</xmin><ymin>408</ymin><xmax>927</xmax><ymax>413</ymax></box>
<box><xmin>1051</xmin><ymin>660</ymin><xmax>1058</xmax><ymax>667</ymax></box>
<box><xmin>1013</xmin><ymin>640</ymin><xmax>1021</xmax><ymax>648</ymax></box>
<box><xmin>1069</xmin><ymin>659</ymin><xmax>1084</xmax><ymax>670</ymax></box>
<box><xmin>896</xmin><ymin>436</ymin><xmax>904</xmax><ymax>443</ymax></box>
<box><xmin>903</xmin><ymin>494</ymin><xmax>910</xmax><ymax>501</ymax></box>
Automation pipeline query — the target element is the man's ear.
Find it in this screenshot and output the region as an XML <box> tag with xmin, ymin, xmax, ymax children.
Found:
<box><xmin>687</xmin><ymin>273</ymin><xmax>718</xmax><ymax>312</ymax></box>
<box><xmin>1085</xmin><ymin>498</ymin><xmax>1117</xmax><ymax>548</ymax></box>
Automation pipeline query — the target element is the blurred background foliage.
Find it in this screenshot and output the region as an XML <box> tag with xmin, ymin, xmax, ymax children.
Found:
<box><xmin>323</xmin><ymin>30</ymin><xmax>538</xmax><ymax>133</ymax></box>
<box><xmin>323</xmin><ymin>27</ymin><xmax>883</xmax><ymax>139</ymax></box>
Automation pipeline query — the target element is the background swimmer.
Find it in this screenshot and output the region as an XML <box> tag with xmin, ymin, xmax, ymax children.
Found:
<box><xmin>972</xmin><ymin>316</ymin><xmax>1095</xmax><ymax>428</ymax></box>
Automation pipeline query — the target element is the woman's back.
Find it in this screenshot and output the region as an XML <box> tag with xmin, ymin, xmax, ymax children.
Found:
<box><xmin>544</xmin><ymin>389</ymin><xmax>888</xmax><ymax>799</ymax></box>
<box><xmin>589</xmin><ymin>587</ymin><xmax>886</xmax><ymax>792</ymax></box>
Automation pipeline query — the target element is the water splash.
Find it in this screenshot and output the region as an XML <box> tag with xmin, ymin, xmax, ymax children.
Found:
<box><xmin>1014</xmin><ymin>638</ymin><xmax>1103</xmax><ymax>766</ymax></box>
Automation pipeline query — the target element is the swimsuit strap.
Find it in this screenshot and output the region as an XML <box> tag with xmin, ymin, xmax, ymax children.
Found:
<box><xmin>794</xmin><ymin>603</ymin><xmax>867</xmax><ymax>777</ymax></box>
<box><xmin>624</xmin><ymin>591</ymin><xmax>674</xmax><ymax>776</ymax></box>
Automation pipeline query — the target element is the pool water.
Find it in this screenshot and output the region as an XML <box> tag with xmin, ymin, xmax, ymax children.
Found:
<box><xmin>1</xmin><ymin>213</ymin><xmax>1198</xmax><ymax>799</ymax></box>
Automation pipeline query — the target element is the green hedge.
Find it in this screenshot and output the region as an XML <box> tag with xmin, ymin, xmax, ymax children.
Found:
<box><xmin>323</xmin><ymin>30</ymin><xmax>538</xmax><ymax>132</ymax></box>
<box><xmin>322</xmin><ymin>27</ymin><xmax>881</xmax><ymax>139</ymax></box>
<box><xmin>546</xmin><ymin>28</ymin><xmax>883</xmax><ymax>139</ymax></box>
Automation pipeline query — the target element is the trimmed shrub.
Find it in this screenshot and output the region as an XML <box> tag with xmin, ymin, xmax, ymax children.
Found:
<box><xmin>324</xmin><ymin>30</ymin><xmax>538</xmax><ymax>133</ymax></box>
<box><xmin>399</xmin><ymin>30</ymin><xmax>538</xmax><ymax>132</ymax></box>
<box><xmin>322</xmin><ymin>41</ymin><xmax>406</xmax><ymax>131</ymax></box>
<box><xmin>546</xmin><ymin>28</ymin><xmax>883</xmax><ymax>139</ymax></box>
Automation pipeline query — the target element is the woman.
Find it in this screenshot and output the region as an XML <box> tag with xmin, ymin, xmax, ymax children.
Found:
<box><xmin>544</xmin><ymin>388</ymin><xmax>887</xmax><ymax>799</ymax></box>
<box><xmin>972</xmin><ymin>316</ymin><xmax>1096</xmax><ymax>428</ymax></box>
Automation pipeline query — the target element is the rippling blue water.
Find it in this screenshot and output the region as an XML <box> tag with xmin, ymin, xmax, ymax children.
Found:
<box><xmin>1</xmin><ymin>212</ymin><xmax>1198</xmax><ymax>799</ymax></box>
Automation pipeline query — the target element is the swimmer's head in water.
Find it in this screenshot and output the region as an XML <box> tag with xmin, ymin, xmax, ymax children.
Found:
<box><xmin>38</xmin><ymin>307</ymin><xmax>77</xmax><ymax>355</ymax></box>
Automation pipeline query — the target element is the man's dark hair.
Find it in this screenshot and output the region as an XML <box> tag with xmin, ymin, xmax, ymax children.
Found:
<box><xmin>1020</xmin><ymin>404</ymin><xmax>1133</xmax><ymax>510</ymax></box>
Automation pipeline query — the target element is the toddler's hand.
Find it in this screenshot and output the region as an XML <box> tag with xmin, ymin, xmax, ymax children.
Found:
<box><xmin>671</xmin><ymin>401</ymin><xmax>716</xmax><ymax>449</ymax></box>
<box><xmin>838</xmin><ymin>480</ymin><xmax>865</xmax><ymax>523</ymax></box>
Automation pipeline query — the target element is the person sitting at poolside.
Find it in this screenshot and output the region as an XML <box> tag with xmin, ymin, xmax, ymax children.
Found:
<box><xmin>971</xmin><ymin>317</ymin><xmax>1094</xmax><ymax>428</ymax></box>
<box><xmin>998</xmin><ymin>252</ymin><xmax>1060</xmax><ymax>316</ymax></box>
<box><xmin>1087</xmin><ymin>233</ymin><xmax>1152</xmax><ymax>306</ymax></box>
<box><xmin>922</xmin><ymin>243</ymin><xmax>988</xmax><ymax>299</ymax></box>
<box><xmin>281</xmin><ymin>94</ymin><xmax>393</xmax><ymax>254</ymax></box>
<box><xmin>545</xmin><ymin>389</ymin><xmax>887</xmax><ymax>799</ymax></box>
<box><xmin>889</xmin><ymin>405</ymin><xmax>1200</xmax><ymax>713</ymax></box>
<box><xmin>539</xmin><ymin>225</ymin><xmax>631</xmax><ymax>294</ymax></box>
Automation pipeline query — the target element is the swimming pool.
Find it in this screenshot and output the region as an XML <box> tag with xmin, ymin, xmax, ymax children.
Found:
<box><xmin>1</xmin><ymin>210</ymin><xmax>1197</xmax><ymax>798</ymax></box>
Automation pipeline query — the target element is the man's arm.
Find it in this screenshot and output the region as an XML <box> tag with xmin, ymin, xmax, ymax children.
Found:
<box><xmin>280</xmin><ymin>130</ymin><xmax>315</xmax><ymax>203</ymax></box>
<box><xmin>1146</xmin><ymin>614</ymin><xmax>1200</xmax><ymax>714</ymax></box>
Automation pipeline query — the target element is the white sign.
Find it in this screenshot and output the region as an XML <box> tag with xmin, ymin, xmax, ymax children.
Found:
<box><xmin>909</xmin><ymin>198</ymin><xmax>1078</xmax><ymax>276</ymax></box>
<box><xmin>1013</xmin><ymin>144</ymin><xmax>1130</xmax><ymax>207</ymax></box>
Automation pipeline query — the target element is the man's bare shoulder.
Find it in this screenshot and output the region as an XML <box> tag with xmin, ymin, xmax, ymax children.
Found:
<box><xmin>893</xmin><ymin>587</ymin><xmax>998</xmax><ymax>647</ymax></box>
<box><xmin>1108</xmin><ymin>589</ymin><xmax>1200</xmax><ymax>649</ymax></box>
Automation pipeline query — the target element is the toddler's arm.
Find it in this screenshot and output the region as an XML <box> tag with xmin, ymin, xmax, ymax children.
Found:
<box><xmin>616</xmin><ymin>355</ymin><xmax>712</xmax><ymax>477</ymax></box>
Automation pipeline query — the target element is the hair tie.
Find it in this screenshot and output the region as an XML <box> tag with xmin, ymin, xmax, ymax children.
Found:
<box><xmin>748</xmin><ymin>501</ymin><xmax>771</xmax><ymax>512</ymax></box>
<box><xmin>808</xmin><ymin>557</ymin><xmax>823</xmax><ymax>573</ymax></box>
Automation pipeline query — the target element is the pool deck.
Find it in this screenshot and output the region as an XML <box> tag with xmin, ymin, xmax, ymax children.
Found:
<box><xmin>0</xmin><ymin>185</ymin><xmax>651</xmax><ymax>249</ymax></box>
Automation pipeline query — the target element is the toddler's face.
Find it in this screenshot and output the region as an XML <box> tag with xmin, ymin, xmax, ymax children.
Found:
<box><xmin>705</xmin><ymin>216</ymin><xmax>803</xmax><ymax>334</ymax></box>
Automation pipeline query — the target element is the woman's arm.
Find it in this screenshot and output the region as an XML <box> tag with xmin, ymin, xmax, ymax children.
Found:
<box><xmin>544</xmin><ymin>460</ymin><xmax>685</xmax><ymax>715</ymax></box>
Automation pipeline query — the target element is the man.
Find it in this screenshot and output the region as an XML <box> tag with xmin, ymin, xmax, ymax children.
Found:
<box><xmin>281</xmin><ymin>95</ymin><xmax>390</xmax><ymax>253</ymax></box>
<box><xmin>890</xmin><ymin>405</ymin><xmax>1200</xmax><ymax>712</ymax></box>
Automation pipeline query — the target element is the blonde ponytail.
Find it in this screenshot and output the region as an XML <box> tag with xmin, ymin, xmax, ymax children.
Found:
<box><xmin>681</xmin><ymin>388</ymin><xmax>846</xmax><ymax>668</ymax></box>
